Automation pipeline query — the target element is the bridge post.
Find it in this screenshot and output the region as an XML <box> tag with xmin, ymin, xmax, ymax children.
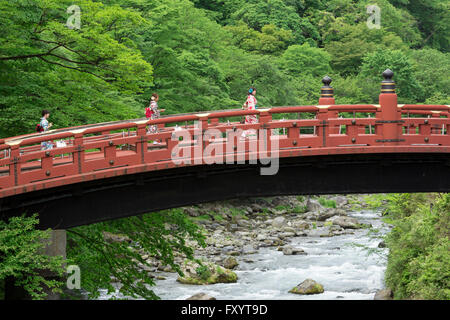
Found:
<box><xmin>316</xmin><ymin>106</ymin><xmax>330</xmax><ymax>147</ymax></box>
<box><xmin>74</xmin><ymin>133</ymin><xmax>85</xmax><ymax>174</ymax></box>
<box><xmin>379</xmin><ymin>69</ymin><xmax>401</xmax><ymax>145</ymax></box>
<box><xmin>136</xmin><ymin>123</ymin><xmax>148</xmax><ymax>164</ymax></box>
<box><xmin>258</xmin><ymin>109</ymin><xmax>272</xmax><ymax>157</ymax></box>
<box><xmin>9</xmin><ymin>145</ymin><xmax>20</xmax><ymax>187</ymax></box>
<box><xmin>198</xmin><ymin>115</ymin><xmax>209</xmax><ymax>164</ymax></box>
<box><xmin>318</xmin><ymin>76</ymin><xmax>338</xmax><ymax>135</ymax></box>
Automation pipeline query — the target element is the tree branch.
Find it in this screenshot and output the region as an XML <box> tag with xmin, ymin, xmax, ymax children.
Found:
<box><xmin>38</xmin><ymin>56</ymin><xmax>108</xmax><ymax>81</ymax></box>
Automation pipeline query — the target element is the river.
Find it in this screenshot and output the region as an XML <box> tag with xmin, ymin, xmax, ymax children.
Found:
<box><xmin>139</xmin><ymin>209</ymin><xmax>391</xmax><ymax>300</ymax></box>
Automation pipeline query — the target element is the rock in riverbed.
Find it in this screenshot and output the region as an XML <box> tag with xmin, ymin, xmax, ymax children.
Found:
<box><xmin>289</xmin><ymin>279</ymin><xmax>324</xmax><ymax>295</ymax></box>
<box><xmin>222</xmin><ymin>256</ymin><xmax>239</xmax><ymax>270</ymax></box>
<box><xmin>177</xmin><ymin>261</ymin><xmax>238</xmax><ymax>285</ymax></box>
<box><xmin>282</xmin><ymin>245</ymin><xmax>306</xmax><ymax>256</ymax></box>
<box><xmin>186</xmin><ymin>293</ymin><xmax>216</xmax><ymax>300</ymax></box>
<box><xmin>272</xmin><ymin>216</ymin><xmax>286</xmax><ymax>228</ymax></box>
<box><xmin>326</xmin><ymin>216</ymin><xmax>361</xmax><ymax>229</ymax></box>
<box><xmin>374</xmin><ymin>288</ymin><xmax>393</xmax><ymax>300</ymax></box>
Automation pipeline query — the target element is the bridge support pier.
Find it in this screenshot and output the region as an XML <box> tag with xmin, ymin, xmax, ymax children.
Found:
<box><xmin>4</xmin><ymin>230</ymin><xmax>66</xmax><ymax>300</ymax></box>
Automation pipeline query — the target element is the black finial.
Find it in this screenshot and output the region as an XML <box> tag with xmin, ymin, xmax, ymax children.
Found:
<box><xmin>382</xmin><ymin>69</ymin><xmax>394</xmax><ymax>81</ymax></box>
<box><xmin>321</xmin><ymin>76</ymin><xmax>334</xmax><ymax>98</ymax></box>
<box><xmin>381</xmin><ymin>69</ymin><xmax>396</xmax><ymax>94</ymax></box>
<box><xmin>322</xmin><ymin>76</ymin><xmax>332</xmax><ymax>87</ymax></box>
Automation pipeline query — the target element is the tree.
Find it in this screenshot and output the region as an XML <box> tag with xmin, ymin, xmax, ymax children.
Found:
<box><xmin>0</xmin><ymin>215</ymin><xmax>65</xmax><ymax>300</ymax></box>
<box><xmin>225</xmin><ymin>23</ymin><xmax>293</xmax><ymax>56</ymax></box>
<box><xmin>359</xmin><ymin>49</ymin><xmax>424</xmax><ymax>103</ymax></box>
<box><xmin>409</xmin><ymin>49</ymin><xmax>450</xmax><ymax>102</ymax></box>
<box><xmin>229</xmin><ymin>0</ymin><xmax>320</xmax><ymax>44</ymax></box>
<box><xmin>324</xmin><ymin>22</ymin><xmax>407</xmax><ymax>76</ymax></box>
<box><xmin>388</xmin><ymin>0</ymin><xmax>450</xmax><ymax>51</ymax></box>
<box><xmin>67</xmin><ymin>209</ymin><xmax>206</xmax><ymax>299</ymax></box>
<box><xmin>138</xmin><ymin>0</ymin><xmax>234</xmax><ymax>114</ymax></box>
<box><xmin>278</xmin><ymin>43</ymin><xmax>331</xmax><ymax>78</ymax></box>
<box><xmin>0</xmin><ymin>0</ymin><xmax>153</xmax><ymax>138</ymax></box>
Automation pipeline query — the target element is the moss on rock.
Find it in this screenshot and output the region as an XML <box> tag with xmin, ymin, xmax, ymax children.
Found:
<box><xmin>289</xmin><ymin>279</ymin><xmax>324</xmax><ymax>295</ymax></box>
<box><xmin>177</xmin><ymin>261</ymin><xmax>238</xmax><ymax>285</ymax></box>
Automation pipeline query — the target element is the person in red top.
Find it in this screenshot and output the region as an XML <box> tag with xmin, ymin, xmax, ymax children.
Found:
<box><xmin>242</xmin><ymin>87</ymin><xmax>258</xmax><ymax>138</ymax></box>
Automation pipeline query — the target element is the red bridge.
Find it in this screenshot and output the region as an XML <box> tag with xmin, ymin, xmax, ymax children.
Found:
<box><xmin>0</xmin><ymin>70</ymin><xmax>449</xmax><ymax>229</ymax></box>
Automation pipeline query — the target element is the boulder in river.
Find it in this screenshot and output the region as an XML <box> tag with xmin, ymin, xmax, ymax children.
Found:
<box><xmin>317</xmin><ymin>208</ymin><xmax>340</xmax><ymax>221</ymax></box>
<box><xmin>177</xmin><ymin>261</ymin><xmax>238</xmax><ymax>285</ymax></box>
<box><xmin>272</xmin><ymin>216</ymin><xmax>286</xmax><ymax>228</ymax></box>
<box><xmin>289</xmin><ymin>279</ymin><xmax>324</xmax><ymax>295</ymax></box>
<box><xmin>222</xmin><ymin>256</ymin><xmax>239</xmax><ymax>270</ymax></box>
<box><xmin>186</xmin><ymin>293</ymin><xmax>216</xmax><ymax>300</ymax></box>
<box><xmin>378</xmin><ymin>241</ymin><xmax>387</xmax><ymax>248</ymax></box>
<box><xmin>326</xmin><ymin>216</ymin><xmax>361</xmax><ymax>229</ymax></box>
<box><xmin>330</xmin><ymin>196</ymin><xmax>348</xmax><ymax>207</ymax></box>
<box><xmin>306</xmin><ymin>199</ymin><xmax>324</xmax><ymax>212</ymax></box>
<box><xmin>374</xmin><ymin>289</ymin><xmax>393</xmax><ymax>300</ymax></box>
<box><xmin>282</xmin><ymin>245</ymin><xmax>307</xmax><ymax>256</ymax></box>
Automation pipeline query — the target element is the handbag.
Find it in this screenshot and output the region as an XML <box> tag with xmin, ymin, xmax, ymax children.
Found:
<box><xmin>145</xmin><ymin>107</ymin><xmax>153</xmax><ymax>118</ymax></box>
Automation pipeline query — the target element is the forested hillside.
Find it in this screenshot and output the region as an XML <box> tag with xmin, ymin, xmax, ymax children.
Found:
<box><xmin>1</xmin><ymin>0</ymin><xmax>448</xmax><ymax>138</ymax></box>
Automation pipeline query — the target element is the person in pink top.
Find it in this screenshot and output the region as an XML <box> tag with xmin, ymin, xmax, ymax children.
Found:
<box><xmin>242</xmin><ymin>87</ymin><xmax>258</xmax><ymax>138</ymax></box>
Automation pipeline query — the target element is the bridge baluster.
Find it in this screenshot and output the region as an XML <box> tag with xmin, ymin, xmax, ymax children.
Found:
<box><xmin>378</xmin><ymin>69</ymin><xmax>402</xmax><ymax>145</ymax></box>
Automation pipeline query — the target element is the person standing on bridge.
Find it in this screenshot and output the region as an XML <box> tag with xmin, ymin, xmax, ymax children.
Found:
<box><xmin>146</xmin><ymin>93</ymin><xmax>162</xmax><ymax>145</ymax></box>
<box><xmin>39</xmin><ymin>109</ymin><xmax>53</xmax><ymax>150</ymax></box>
<box><xmin>241</xmin><ymin>87</ymin><xmax>258</xmax><ymax>139</ymax></box>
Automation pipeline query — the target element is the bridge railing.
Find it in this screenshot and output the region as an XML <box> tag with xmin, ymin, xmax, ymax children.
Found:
<box><xmin>0</xmin><ymin>70</ymin><xmax>449</xmax><ymax>197</ymax></box>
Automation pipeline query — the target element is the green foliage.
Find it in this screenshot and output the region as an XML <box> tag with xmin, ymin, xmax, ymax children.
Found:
<box><xmin>225</xmin><ymin>22</ymin><xmax>293</xmax><ymax>55</ymax></box>
<box><xmin>0</xmin><ymin>0</ymin><xmax>153</xmax><ymax>138</ymax></box>
<box><xmin>292</xmin><ymin>205</ymin><xmax>308</xmax><ymax>214</ymax></box>
<box><xmin>409</xmin><ymin>49</ymin><xmax>450</xmax><ymax>102</ymax></box>
<box><xmin>325</xmin><ymin>22</ymin><xmax>407</xmax><ymax>76</ymax></box>
<box><xmin>278</xmin><ymin>43</ymin><xmax>331</xmax><ymax>78</ymax></box>
<box><xmin>360</xmin><ymin>49</ymin><xmax>424</xmax><ymax>103</ymax></box>
<box><xmin>67</xmin><ymin>208</ymin><xmax>206</xmax><ymax>299</ymax></box>
<box><xmin>318</xmin><ymin>197</ymin><xmax>337</xmax><ymax>208</ymax></box>
<box><xmin>0</xmin><ymin>215</ymin><xmax>65</xmax><ymax>300</ymax></box>
<box><xmin>195</xmin><ymin>264</ymin><xmax>211</xmax><ymax>280</ymax></box>
<box><xmin>229</xmin><ymin>0</ymin><xmax>319</xmax><ymax>44</ymax></box>
<box><xmin>390</xmin><ymin>0</ymin><xmax>450</xmax><ymax>51</ymax></box>
<box><xmin>383</xmin><ymin>193</ymin><xmax>450</xmax><ymax>299</ymax></box>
